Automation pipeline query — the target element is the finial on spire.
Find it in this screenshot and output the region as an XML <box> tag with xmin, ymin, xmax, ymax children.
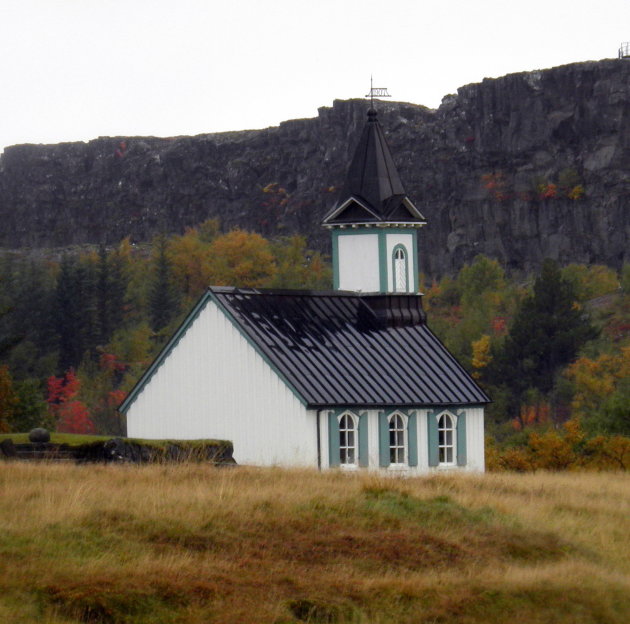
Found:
<box><xmin>365</xmin><ymin>76</ymin><xmax>391</xmax><ymax>109</ymax></box>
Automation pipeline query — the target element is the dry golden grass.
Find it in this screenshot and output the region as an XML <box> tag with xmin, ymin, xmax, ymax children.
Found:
<box><xmin>0</xmin><ymin>463</ymin><xmax>628</xmax><ymax>623</ymax></box>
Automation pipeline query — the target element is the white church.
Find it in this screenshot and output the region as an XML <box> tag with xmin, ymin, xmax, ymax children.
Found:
<box><xmin>120</xmin><ymin>107</ymin><xmax>489</xmax><ymax>472</ymax></box>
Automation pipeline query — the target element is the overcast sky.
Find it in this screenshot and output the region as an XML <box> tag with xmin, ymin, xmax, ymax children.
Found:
<box><xmin>1</xmin><ymin>0</ymin><xmax>628</xmax><ymax>152</ymax></box>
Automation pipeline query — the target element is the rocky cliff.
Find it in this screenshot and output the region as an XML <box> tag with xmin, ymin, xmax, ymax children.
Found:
<box><xmin>0</xmin><ymin>59</ymin><xmax>628</xmax><ymax>277</ymax></box>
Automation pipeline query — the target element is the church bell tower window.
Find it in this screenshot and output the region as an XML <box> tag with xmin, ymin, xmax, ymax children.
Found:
<box><xmin>393</xmin><ymin>245</ymin><xmax>408</xmax><ymax>292</ymax></box>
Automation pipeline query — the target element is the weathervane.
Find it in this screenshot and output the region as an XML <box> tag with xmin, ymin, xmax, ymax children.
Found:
<box><xmin>365</xmin><ymin>76</ymin><xmax>391</xmax><ymax>108</ymax></box>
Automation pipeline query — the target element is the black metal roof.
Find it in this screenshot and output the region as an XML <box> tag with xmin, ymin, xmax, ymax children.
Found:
<box><xmin>322</xmin><ymin>109</ymin><xmax>426</xmax><ymax>226</ymax></box>
<box><xmin>211</xmin><ymin>287</ymin><xmax>489</xmax><ymax>408</ymax></box>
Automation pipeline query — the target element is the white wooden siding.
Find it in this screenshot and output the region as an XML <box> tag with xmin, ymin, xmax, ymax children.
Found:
<box><xmin>126</xmin><ymin>299</ymin><xmax>318</xmax><ymax>467</ymax></box>
<box><xmin>338</xmin><ymin>234</ymin><xmax>380</xmax><ymax>292</ymax></box>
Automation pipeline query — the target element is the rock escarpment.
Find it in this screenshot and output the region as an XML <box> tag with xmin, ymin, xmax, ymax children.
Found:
<box><xmin>0</xmin><ymin>59</ymin><xmax>628</xmax><ymax>277</ymax></box>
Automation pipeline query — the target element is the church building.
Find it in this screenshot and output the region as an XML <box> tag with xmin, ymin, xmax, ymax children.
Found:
<box><xmin>120</xmin><ymin>108</ymin><xmax>490</xmax><ymax>472</ymax></box>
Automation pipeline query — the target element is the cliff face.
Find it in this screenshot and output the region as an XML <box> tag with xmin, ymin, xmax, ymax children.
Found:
<box><xmin>0</xmin><ymin>59</ymin><xmax>628</xmax><ymax>277</ymax></box>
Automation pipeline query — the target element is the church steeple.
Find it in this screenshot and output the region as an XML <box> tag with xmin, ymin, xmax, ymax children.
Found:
<box><xmin>323</xmin><ymin>108</ymin><xmax>426</xmax><ymax>294</ymax></box>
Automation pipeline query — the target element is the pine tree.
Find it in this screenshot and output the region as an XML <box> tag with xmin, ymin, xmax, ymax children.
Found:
<box><xmin>149</xmin><ymin>236</ymin><xmax>179</xmax><ymax>333</ymax></box>
<box><xmin>489</xmin><ymin>259</ymin><xmax>597</xmax><ymax>419</ymax></box>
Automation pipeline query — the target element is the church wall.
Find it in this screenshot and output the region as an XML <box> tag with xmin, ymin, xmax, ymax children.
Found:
<box><xmin>126</xmin><ymin>299</ymin><xmax>318</xmax><ymax>467</ymax></box>
<box><xmin>335</xmin><ymin>231</ymin><xmax>380</xmax><ymax>292</ymax></box>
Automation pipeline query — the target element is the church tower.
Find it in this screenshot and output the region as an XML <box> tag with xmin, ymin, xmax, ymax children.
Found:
<box><xmin>322</xmin><ymin>108</ymin><xmax>426</xmax><ymax>293</ymax></box>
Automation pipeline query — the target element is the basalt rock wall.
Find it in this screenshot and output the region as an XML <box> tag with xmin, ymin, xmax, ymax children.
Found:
<box><xmin>0</xmin><ymin>59</ymin><xmax>628</xmax><ymax>277</ymax></box>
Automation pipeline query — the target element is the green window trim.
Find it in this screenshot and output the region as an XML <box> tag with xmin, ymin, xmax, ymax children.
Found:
<box><xmin>378</xmin><ymin>411</ymin><xmax>389</xmax><ymax>467</ymax></box>
<box><xmin>456</xmin><ymin>411</ymin><xmax>467</xmax><ymax>466</ymax></box>
<box><xmin>408</xmin><ymin>411</ymin><xmax>418</xmax><ymax>467</ymax></box>
<box><xmin>427</xmin><ymin>409</ymin><xmax>439</xmax><ymax>467</ymax></box>
<box><xmin>328</xmin><ymin>411</ymin><xmax>340</xmax><ymax>468</ymax></box>
<box><xmin>391</xmin><ymin>244</ymin><xmax>409</xmax><ymax>293</ymax></box>
<box><xmin>329</xmin><ymin>409</ymin><xmax>367</xmax><ymax>468</ymax></box>
<box><xmin>428</xmin><ymin>409</ymin><xmax>468</xmax><ymax>468</ymax></box>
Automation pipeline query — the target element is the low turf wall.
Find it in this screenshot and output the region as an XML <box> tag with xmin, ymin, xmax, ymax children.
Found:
<box><xmin>0</xmin><ymin>437</ymin><xmax>235</xmax><ymax>465</ymax></box>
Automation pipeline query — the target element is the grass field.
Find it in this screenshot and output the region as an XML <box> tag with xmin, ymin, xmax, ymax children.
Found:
<box><xmin>0</xmin><ymin>464</ymin><xmax>628</xmax><ymax>623</ymax></box>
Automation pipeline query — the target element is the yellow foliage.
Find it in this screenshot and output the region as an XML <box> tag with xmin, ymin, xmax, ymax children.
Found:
<box><xmin>471</xmin><ymin>334</ymin><xmax>492</xmax><ymax>370</ymax></box>
<box><xmin>566</xmin><ymin>347</ymin><xmax>630</xmax><ymax>417</ymax></box>
<box><xmin>208</xmin><ymin>229</ymin><xmax>276</xmax><ymax>288</ymax></box>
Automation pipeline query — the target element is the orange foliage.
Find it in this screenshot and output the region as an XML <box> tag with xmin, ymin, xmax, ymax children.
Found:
<box><xmin>513</xmin><ymin>402</ymin><xmax>550</xmax><ymax>431</ymax></box>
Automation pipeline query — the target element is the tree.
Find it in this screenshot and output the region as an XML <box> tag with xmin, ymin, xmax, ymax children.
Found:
<box><xmin>10</xmin><ymin>378</ymin><xmax>48</xmax><ymax>432</ymax></box>
<box><xmin>46</xmin><ymin>369</ymin><xmax>94</xmax><ymax>434</ymax></box>
<box><xmin>207</xmin><ymin>229</ymin><xmax>277</xmax><ymax>287</ymax></box>
<box><xmin>489</xmin><ymin>260</ymin><xmax>597</xmax><ymax>420</ymax></box>
<box><xmin>271</xmin><ymin>236</ymin><xmax>331</xmax><ymax>289</ymax></box>
<box><xmin>148</xmin><ymin>236</ymin><xmax>179</xmax><ymax>333</ymax></box>
<box><xmin>55</xmin><ymin>256</ymin><xmax>98</xmax><ymax>372</ymax></box>
<box><xmin>0</xmin><ymin>365</ymin><xmax>18</xmax><ymax>432</ymax></box>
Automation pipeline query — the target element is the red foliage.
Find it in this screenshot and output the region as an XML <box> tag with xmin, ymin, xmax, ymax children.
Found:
<box><xmin>47</xmin><ymin>370</ymin><xmax>95</xmax><ymax>434</ymax></box>
<box><xmin>56</xmin><ymin>401</ymin><xmax>95</xmax><ymax>434</ymax></box>
<box><xmin>99</xmin><ymin>352</ymin><xmax>127</xmax><ymax>373</ymax></box>
<box><xmin>107</xmin><ymin>389</ymin><xmax>127</xmax><ymax>408</ymax></box>
<box><xmin>47</xmin><ymin>370</ymin><xmax>80</xmax><ymax>405</ymax></box>
<box><xmin>491</xmin><ymin>316</ymin><xmax>508</xmax><ymax>335</ymax></box>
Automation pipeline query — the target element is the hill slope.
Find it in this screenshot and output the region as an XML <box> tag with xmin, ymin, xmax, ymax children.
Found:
<box><xmin>1</xmin><ymin>464</ymin><xmax>629</xmax><ymax>623</ymax></box>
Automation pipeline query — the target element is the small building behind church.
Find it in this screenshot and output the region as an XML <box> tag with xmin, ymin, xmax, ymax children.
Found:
<box><xmin>120</xmin><ymin>108</ymin><xmax>490</xmax><ymax>472</ymax></box>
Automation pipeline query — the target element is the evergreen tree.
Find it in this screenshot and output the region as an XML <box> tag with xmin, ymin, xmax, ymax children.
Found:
<box><xmin>149</xmin><ymin>237</ymin><xmax>179</xmax><ymax>333</ymax></box>
<box><xmin>489</xmin><ymin>259</ymin><xmax>597</xmax><ymax>419</ymax></box>
<box><xmin>55</xmin><ymin>256</ymin><xmax>98</xmax><ymax>372</ymax></box>
<box><xmin>96</xmin><ymin>246</ymin><xmax>128</xmax><ymax>345</ymax></box>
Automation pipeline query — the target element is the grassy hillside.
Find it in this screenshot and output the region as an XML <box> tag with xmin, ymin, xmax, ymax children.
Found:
<box><xmin>0</xmin><ymin>465</ymin><xmax>628</xmax><ymax>623</ymax></box>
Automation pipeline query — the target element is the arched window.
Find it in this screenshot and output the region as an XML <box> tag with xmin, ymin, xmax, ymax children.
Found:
<box><xmin>438</xmin><ymin>413</ymin><xmax>455</xmax><ymax>465</ymax></box>
<box><xmin>338</xmin><ymin>412</ymin><xmax>357</xmax><ymax>466</ymax></box>
<box><xmin>393</xmin><ymin>246</ymin><xmax>408</xmax><ymax>292</ymax></box>
<box><xmin>388</xmin><ymin>412</ymin><xmax>407</xmax><ymax>464</ymax></box>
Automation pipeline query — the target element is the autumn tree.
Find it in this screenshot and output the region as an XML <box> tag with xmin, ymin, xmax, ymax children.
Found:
<box><xmin>47</xmin><ymin>369</ymin><xmax>94</xmax><ymax>434</ymax></box>
<box><xmin>207</xmin><ymin>229</ymin><xmax>277</xmax><ymax>287</ymax></box>
<box><xmin>271</xmin><ymin>235</ymin><xmax>331</xmax><ymax>289</ymax></box>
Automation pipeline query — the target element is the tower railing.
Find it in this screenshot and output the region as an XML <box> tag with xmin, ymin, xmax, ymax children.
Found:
<box><xmin>619</xmin><ymin>42</ymin><xmax>630</xmax><ymax>59</ymax></box>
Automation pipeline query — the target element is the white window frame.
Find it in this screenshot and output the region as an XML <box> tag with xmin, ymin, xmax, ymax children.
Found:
<box><xmin>437</xmin><ymin>411</ymin><xmax>457</xmax><ymax>467</ymax></box>
<box><xmin>338</xmin><ymin>411</ymin><xmax>358</xmax><ymax>468</ymax></box>
<box><xmin>388</xmin><ymin>411</ymin><xmax>408</xmax><ymax>467</ymax></box>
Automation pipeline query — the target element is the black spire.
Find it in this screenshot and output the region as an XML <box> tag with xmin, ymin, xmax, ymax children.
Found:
<box><xmin>323</xmin><ymin>108</ymin><xmax>425</xmax><ymax>226</ymax></box>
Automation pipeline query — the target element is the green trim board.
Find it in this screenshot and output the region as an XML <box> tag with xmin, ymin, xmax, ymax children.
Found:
<box><xmin>427</xmin><ymin>409</ymin><xmax>439</xmax><ymax>467</ymax></box>
<box><xmin>456</xmin><ymin>411</ymin><xmax>467</xmax><ymax>466</ymax></box>
<box><xmin>359</xmin><ymin>412</ymin><xmax>369</xmax><ymax>467</ymax></box>
<box><xmin>119</xmin><ymin>292</ymin><xmax>213</xmax><ymax>414</ymax></box>
<box><xmin>407</xmin><ymin>411</ymin><xmax>418</xmax><ymax>467</ymax></box>
<box><xmin>411</xmin><ymin>228</ymin><xmax>419</xmax><ymax>292</ymax></box>
<box><xmin>378</xmin><ymin>231</ymin><xmax>388</xmax><ymax>292</ymax></box>
<box><xmin>332</xmin><ymin>229</ymin><xmax>340</xmax><ymax>290</ymax></box>
<box><xmin>378</xmin><ymin>411</ymin><xmax>389</xmax><ymax>467</ymax></box>
<box><xmin>328</xmin><ymin>411</ymin><xmax>340</xmax><ymax>467</ymax></box>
